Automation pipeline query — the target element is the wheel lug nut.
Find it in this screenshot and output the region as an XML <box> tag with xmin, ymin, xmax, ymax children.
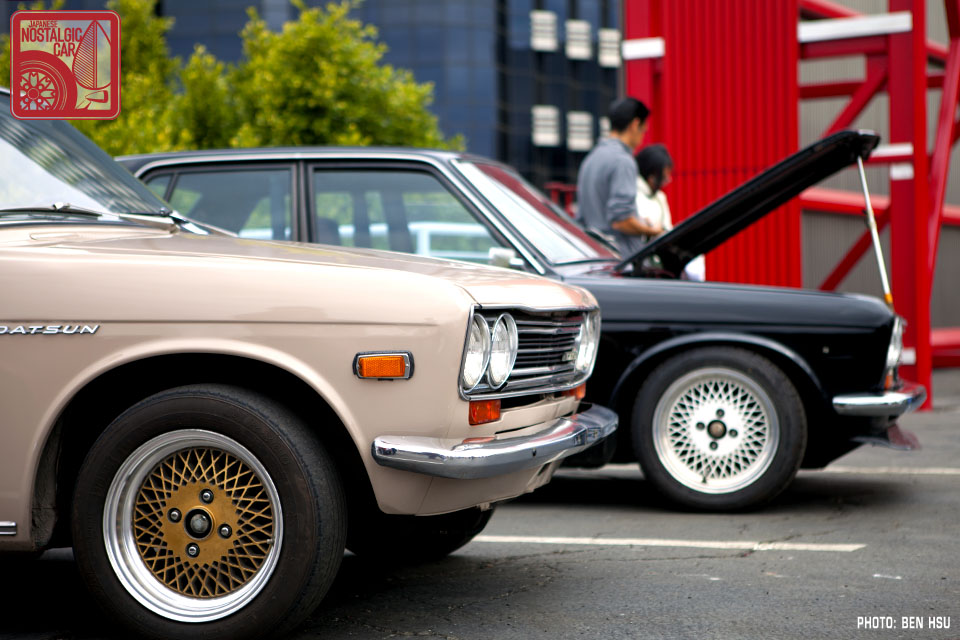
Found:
<box><xmin>200</xmin><ymin>489</ymin><xmax>214</xmax><ymax>504</ymax></box>
<box><xmin>186</xmin><ymin>543</ymin><xmax>199</xmax><ymax>558</ymax></box>
<box><xmin>696</xmin><ymin>422</ymin><xmax>705</xmax><ymax>430</ymax></box>
<box><xmin>219</xmin><ymin>524</ymin><xmax>232</xmax><ymax>539</ymax></box>
<box><xmin>729</xmin><ymin>429</ymin><xmax>738</xmax><ymax>438</ymax></box>
<box><xmin>716</xmin><ymin>409</ymin><xmax>725</xmax><ymax>418</ymax></box>
<box><xmin>709</xmin><ymin>442</ymin><xmax>719</xmax><ymax>450</ymax></box>
<box><xmin>168</xmin><ymin>509</ymin><xmax>182</xmax><ymax>523</ymax></box>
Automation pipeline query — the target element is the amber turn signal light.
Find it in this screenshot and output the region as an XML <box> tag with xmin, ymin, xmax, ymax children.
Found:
<box><xmin>564</xmin><ymin>384</ymin><xmax>586</xmax><ymax>400</ymax></box>
<box><xmin>469</xmin><ymin>399</ymin><xmax>501</xmax><ymax>425</ymax></box>
<box><xmin>355</xmin><ymin>353</ymin><xmax>412</xmax><ymax>379</ymax></box>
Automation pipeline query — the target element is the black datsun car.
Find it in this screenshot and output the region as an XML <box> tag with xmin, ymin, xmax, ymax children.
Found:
<box><xmin>119</xmin><ymin>130</ymin><xmax>925</xmax><ymax>511</ymax></box>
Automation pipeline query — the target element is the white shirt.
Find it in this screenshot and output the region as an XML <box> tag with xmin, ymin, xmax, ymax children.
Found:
<box><xmin>635</xmin><ymin>177</ymin><xmax>672</xmax><ymax>237</ymax></box>
<box><xmin>636</xmin><ymin>177</ymin><xmax>706</xmax><ymax>281</ymax></box>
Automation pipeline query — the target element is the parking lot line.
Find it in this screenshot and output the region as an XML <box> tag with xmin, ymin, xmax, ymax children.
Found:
<box><xmin>821</xmin><ymin>466</ymin><xmax>960</xmax><ymax>475</ymax></box>
<box><xmin>473</xmin><ymin>535</ymin><xmax>865</xmax><ymax>552</ymax></box>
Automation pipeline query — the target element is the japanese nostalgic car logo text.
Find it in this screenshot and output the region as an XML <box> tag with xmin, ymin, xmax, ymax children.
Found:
<box><xmin>10</xmin><ymin>10</ymin><xmax>121</xmax><ymax>120</ymax></box>
<box><xmin>0</xmin><ymin>324</ymin><xmax>99</xmax><ymax>335</ymax></box>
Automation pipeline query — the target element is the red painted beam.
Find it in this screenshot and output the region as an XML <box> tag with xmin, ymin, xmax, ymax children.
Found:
<box><xmin>818</xmin><ymin>211</ymin><xmax>891</xmax><ymax>291</ymax></box>
<box><xmin>932</xmin><ymin>328</ymin><xmax>960</xmax><ymax>368</ymax></box>
<box><xmin>798</xmin><ymin>0</ymin><xmax>950</xmax><ymax>65</ymax></box>
<box><xmin>800</xmin><ymin>187</ymin><xmax>889</xmax><ymax>215</ymax></box>
<box><xmin>800</xmin><ymin>80</ymin><xmax>867</xmax><ymax>99</ymax></box>
<box><xmin>927</xmin><ymin>0</ymin><xmax>960</xmax><ymax>274</ymax></box>
<box><xmin>887</xmin><ymin>0</ymin><xmax>932</xmax><ymax>406</ymax></box>
<box><xmin>800</xmin><ymin>73</ymin><xmax>943</xmax><ymax>99</ymax></box>
<box><xmin>800</xmin><ymin>187</ymin><xmax>960</xmax><ymax>225</ymax></box>
<box><xmin>822</xmin><ymin>59</ymin><xmax>886</xmax><ymax>136</ymax></box>
<box><xmin>801</xmin><ymin>36</ymin><xmax>887</xmax><ymax>59</ymax></box>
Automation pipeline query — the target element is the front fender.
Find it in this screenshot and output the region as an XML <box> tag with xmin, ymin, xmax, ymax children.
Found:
<box><xmin>608</xmin><ymin>331</ymin><xmax>826</xmax><ymax>410</ymax></box>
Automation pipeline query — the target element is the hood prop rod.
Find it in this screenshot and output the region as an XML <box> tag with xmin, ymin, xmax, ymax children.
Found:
<box><xmin>856</xmin><ymin>155</ymin><xmax>894</xmax><ymax>310</ymax></box>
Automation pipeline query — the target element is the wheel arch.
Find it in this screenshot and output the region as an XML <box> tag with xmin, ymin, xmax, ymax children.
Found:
<box><xmin>607</xmin><ymin>333</ymin><xmax>827</xmax><ymax>455</ymax></box>
<box><xmin>33</xmin><ymin>352</ymin><xmax>372</xmax><ymax>550</ymax></box>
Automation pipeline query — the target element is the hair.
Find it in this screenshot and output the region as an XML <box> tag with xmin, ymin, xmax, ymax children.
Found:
<box><xmin>607</xmin><ymin>97</ymin><xmax>650</xmax><ymax>132</ymax></box>
<box><xmin>635</xmin><ymin>144</ymin><xmax>673</xmax><ymax>194</ymax></box>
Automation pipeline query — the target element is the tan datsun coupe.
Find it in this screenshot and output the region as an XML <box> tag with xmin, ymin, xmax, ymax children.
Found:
<box><xmin>0</xmin><ymin>89</ymin><xmax>616</xmax><ymax>639</ymax></box>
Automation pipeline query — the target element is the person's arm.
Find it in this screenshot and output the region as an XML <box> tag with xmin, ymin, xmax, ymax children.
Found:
<box><xmin>612</xmin><ymin>215</ymin><xmax>663</xmax><ymax>236</ymax></box>
<box><xmin>604</xmin><ymin>161</ymin><xmax>642</xmax><ymax>232</ymax></box>
<box><xmin>606</xmin><ymin>161</ymin><xmax>662</xmax><ymax>237</ymax></box>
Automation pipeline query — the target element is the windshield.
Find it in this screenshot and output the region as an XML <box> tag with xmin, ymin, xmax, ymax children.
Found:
<box><xmin>454</xmin><ymin>160</ymin><xmax>618</xmax><ymax>265</ymax></box>
<box><xmin>0</xmin><ymin>94</ymin><xmax>169</xmax><ymax>214</ymax></box>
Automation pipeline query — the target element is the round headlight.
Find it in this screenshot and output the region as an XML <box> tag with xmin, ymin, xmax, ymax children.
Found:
<box><xmin>575</xmin><ymin>311</ymin><xmax>600</xmax><ymax>374</ymax></box>
<box><xmin>487</xmin><ymin>314</ymin><xmax>518</xmax><ymax>388</ymax></box>
<box><xmin>461</xmin><ymin>314</ymin><xmax>491</xmax><ymax>390</ymax></box>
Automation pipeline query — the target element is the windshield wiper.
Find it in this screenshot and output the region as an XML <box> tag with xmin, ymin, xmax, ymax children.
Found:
<box><xmin>0</xmin><ymin>202</ymin><xmax>104</xmax><ymax>218</ymax></box>
<box><xmin>0</xmin><ymin>202</ymin><xmax>177</xmax><ymax>230</ymax></box>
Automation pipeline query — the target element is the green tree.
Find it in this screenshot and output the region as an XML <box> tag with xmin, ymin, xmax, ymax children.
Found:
<box><xmin>2</xmin><ymin>0</ymin><xmax>460</xmax><ymax>155</ymax></box>
<box><xmin>70</xmin><ymin>0</ymin><xmax>184</xmax><ymax>155</ymax></box>
<box><xmin>229</xmin><ymin>0</ymin><xmax>460</xmax><ymax>150</ymax></box>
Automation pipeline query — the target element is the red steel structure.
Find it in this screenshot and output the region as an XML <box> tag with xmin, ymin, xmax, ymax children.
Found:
<box><xmin>621</xmin><ymin>0</ymin><xmax>960</xmax><ymax>407</ymax></box>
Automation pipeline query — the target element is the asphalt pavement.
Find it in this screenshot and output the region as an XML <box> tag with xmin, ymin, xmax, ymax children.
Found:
<box><xmin>2</xmin><ymin>371</ymin><xmax>959</xmax><ymax>640</ymax></box>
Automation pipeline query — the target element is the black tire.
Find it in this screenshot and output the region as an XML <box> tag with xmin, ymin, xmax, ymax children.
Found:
<box><xmin>633</xmin><ymin>347</ymin><xmax>807</xmax><ymax>511</ymax></box>
<box><xmin>71</xmin><ymin>384</ymin><xmax>346</xmax><ymax>640</ymax></box>
<box><xmin>347</xmin><ymin>507</ymin><xmax>493</xmax><ymax>563</ymax></box>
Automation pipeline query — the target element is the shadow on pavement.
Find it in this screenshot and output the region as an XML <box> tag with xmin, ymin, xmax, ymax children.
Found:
<box><xmin>509</xmin><ymin>468</ymin><xmax>910</xmax><ymax>514</ymax></box>
<box><xmin>0</xmin><ymin>549</ymin><xmax>116</xmax><ymax>640</ymax></box>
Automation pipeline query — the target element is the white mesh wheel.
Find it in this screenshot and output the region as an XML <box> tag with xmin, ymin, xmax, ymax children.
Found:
<box><xmin>651</xmin><ymin>367</ymin><xmax>780</xmax><ymax>494</ymax></box>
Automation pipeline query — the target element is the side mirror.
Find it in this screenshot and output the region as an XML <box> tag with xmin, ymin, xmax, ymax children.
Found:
<box><xmin>488</xmin><ymin>247</ymin><xmax>525</xmax><ymax>270</ymax></box>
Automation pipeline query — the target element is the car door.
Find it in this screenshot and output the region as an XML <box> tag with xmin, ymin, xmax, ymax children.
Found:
<box><xmin>306</xmin><ymin>161</ymin><xmax>518</xmax><ymax>266</ymax></box>
<box><xmin>138</xmin><ymin>162</ymin><xmax>299</xmax><ymax>241</ymax></box>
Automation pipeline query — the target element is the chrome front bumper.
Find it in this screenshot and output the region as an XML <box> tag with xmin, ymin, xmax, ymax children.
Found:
<box><xmin>832</xmin><ymin>381</ymin><xmax>927</xmax><ymax>417</ymax></box>
<box><xmin>372</xmin><ymin>403</ymin><xmax>618</xmax><ymax>480</ymax></box>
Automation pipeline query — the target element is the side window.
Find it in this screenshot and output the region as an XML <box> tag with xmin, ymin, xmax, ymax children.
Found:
<box><xmin>167</xmin><ymin>168</ymin><xmax>293</xmax><ymax>240</ymax></box>
<box><xmin>311</xmin><ymin>168</ymin><xmax>504</xmax><ymax>264</ymax></box>
<box><xmin>143</xmin><ymin>173</ymin><xmax>171</xmax><ymax>200</ymax></box>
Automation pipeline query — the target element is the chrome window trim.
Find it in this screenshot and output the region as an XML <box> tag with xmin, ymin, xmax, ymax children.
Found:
<box><xmin>126</xmin><ymin>152</ymin><xmax>548</xmax><ymax>275</ymax></box>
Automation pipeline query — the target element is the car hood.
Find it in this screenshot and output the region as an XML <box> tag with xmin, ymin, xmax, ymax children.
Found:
<box><xmin>617</xmin><ymin>130</ymin><xmax>881</xmax><ymax>276</ymax></box>
<box><xmin>13</xmin><ymin>224</ymin><xmax>594</xmax><ymax>310</ymax></box>
<box><xmin>566</xmin><ymin>274</ymin><xmax>892</xmax><ymax>328</ymax></box>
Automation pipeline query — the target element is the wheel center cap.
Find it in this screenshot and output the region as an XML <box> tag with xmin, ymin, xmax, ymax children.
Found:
<box><xmin>154</xmin><ymin>482</ymin><xmax>240</xmax><ymax>566</ymax></box>
<box><xmin>186</xmin><ymin>509</ymin><xmax>212</xmax><ymax>538</ymax></box>
<box><xmin>707</xmin><ymin>420</ymin><xmax>727</xmax><ymax>439</ymax></box>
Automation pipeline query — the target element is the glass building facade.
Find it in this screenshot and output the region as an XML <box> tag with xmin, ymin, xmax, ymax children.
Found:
<box><xmin>2</xmin><ymin>0</ymin><xmax>621</xmax><ymax>186</ymax></box>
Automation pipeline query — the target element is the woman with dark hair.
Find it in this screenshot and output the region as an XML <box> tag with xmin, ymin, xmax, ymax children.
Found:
<box><xmin>634</xmin><ymin>144</ymin><xmax>705</xmax><ymax>280</ymax></box>
<box><xmin>634</xmin><ymin>143</ymin><xmax>674</xmax><ymax>239</ymax></box>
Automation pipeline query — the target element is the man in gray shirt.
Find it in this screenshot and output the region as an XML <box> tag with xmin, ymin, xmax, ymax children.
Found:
<box><xmin>576</xmin><ymin>97</ymin><xmax>658</xmax><ymax>256</ymax></box>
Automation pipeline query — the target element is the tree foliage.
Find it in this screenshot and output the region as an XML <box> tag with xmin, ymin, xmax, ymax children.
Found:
<box><xmin>1</xmin><ymin>0</ymin><xmax>460</xmax><ymax>155</ymax></box>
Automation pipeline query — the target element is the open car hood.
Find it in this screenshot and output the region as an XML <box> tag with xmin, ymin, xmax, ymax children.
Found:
<box><xmin>616</xmin><ymin>130</ymin><xmax>881</xmax><ymax>276</ymax></box>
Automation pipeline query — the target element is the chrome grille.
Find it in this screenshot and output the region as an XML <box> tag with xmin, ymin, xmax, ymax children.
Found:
<box><xmin>463</xmin><ymin>309</ymin><xmax>588</xmax><ymax>399</ymax></box>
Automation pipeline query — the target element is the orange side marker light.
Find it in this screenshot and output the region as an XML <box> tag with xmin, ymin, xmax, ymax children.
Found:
<box><xmin>356</xmin><ymin>354</ymin><xmax>410</xmax><ymax>379</ymax></box>
<box><xmin>469</xmin><ymin>399</ymin><xmax>501</xmax><ymax>425</ymax></box>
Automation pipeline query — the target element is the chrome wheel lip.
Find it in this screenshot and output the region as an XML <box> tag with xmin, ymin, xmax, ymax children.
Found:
<box><xmin>652</xmin><ymin>367</ymin><xmax>780</xmax><ymax>495</ymax></box>
<box><xmin>102</xmin><ymin>429</ymin><xmax>284</xmax><ymax>623</ymax></box>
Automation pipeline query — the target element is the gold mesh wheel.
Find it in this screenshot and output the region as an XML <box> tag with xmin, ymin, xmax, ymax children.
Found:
<box><xmin>133</xmin><ymin>448</ymin><xmax>275</xmax><ymax>598</ymax></box>
<box><xmin>103</xmin><ymin>429</ymin><xmax>284</xmax><ymax>623</ymax></box>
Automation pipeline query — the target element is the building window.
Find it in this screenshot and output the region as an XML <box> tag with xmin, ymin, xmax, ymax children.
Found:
<box><xmin>567</xmin><ymin>111</ymin><xmax>594</xmax><ymax>151</ymax></box>
<box><xmin>598</xmin><ymin>28</ymin><xmax>621</xmax><ymax>67</ymax></box>
<box><xmin>530</xmin><ymin>10</ymin><xmax>558</xmax><ymax>52</ymax></box>
<box><xmin>532</xmin><ymin>105</ymin><xmax>561</xmax><ymax>147</ymax></box>
<box><xmin>565</xmin><ymin>20</ymin><xmax>592</xmax><ymax>60</ymax></box>
<box><xmin>599</xmin><ymin>116</ymin><xmax>611</xmax><ymax>139</ymax></box>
